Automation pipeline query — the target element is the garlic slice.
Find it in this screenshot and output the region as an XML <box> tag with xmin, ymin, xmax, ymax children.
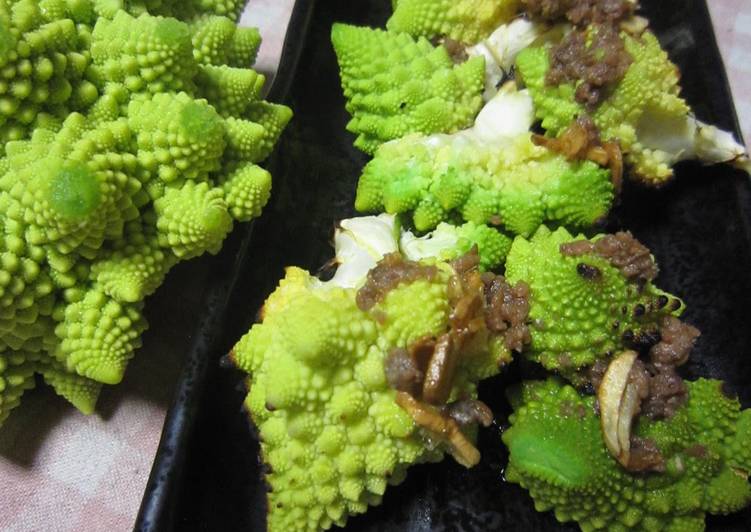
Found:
<box><xmin>598</xmin><ymin>350</ymin><xmax>640</xmax><ymax>467</ymax></box>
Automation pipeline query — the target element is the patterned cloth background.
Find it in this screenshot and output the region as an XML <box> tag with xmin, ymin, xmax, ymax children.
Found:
<box><xmin>0</xmin><ymin>2</ymin><xmax>748</xmax><ymax>531</ymax></box>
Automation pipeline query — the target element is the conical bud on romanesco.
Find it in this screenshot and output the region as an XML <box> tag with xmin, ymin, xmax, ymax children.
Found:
<box><xmin>505</xmin><ymin>226</ymin><xmax>682</xmax><ymax>381</ymax></box>
<box><xmin>332</xmin><ymin>22</ymin><xmax>485</xmax><ymax>154</ymax></box>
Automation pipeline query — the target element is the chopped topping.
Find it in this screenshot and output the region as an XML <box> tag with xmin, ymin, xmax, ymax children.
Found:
<box><xmin>450</xmin><ymin>245</ymin><xmax>481</xmax><ymax>275</ymax></box>
<box><xmin>576</xmin><ymin>262</ymin><xmax>603</xmax><ymax>280</ymax></box>
<box><xmin>446</xmin><ymin>399</ymin><xmax>494</xmax><ymax>428</ymax></box>
<box><xmin>523</xmin><ymin>0</ymin><xmax>635</xmax><ymax>27</ymax></box>
<box><xmin>640</xmin><ymin>368</ymin><xmax>688</xmax><ymax>420</ymax></box>
<box><xmin>395</xmin><ymin>391</ymin><xmax>482</xmax><ymax>468</ymax></box>
<box><xmin>483</xmin><ymin>276</ymin><xmax>531</xmax><ymax>351</ymax></box>
<box><xmin>383</xmin><ymin>250</ymin><xmax>525</xmax><ymax>462</ymax></box>
<box><xmin>385</xmin><ymin>347</ymin><xmax>424</xmax><ymax>396</ymax></box>
<box><xmin>442</xmin><ymin>38</ymin><xmax>470</xmax><ymax>64</ymax></box>
<box><xmin>532</xmin><ymin>117</ymin><xmax>624</xmax><ymax>192</ymax></box>
<box><xmin>588</xmin><ymin>358</ymin><xmax>610</xmax><ymax>391</ymax></box>
<box><xmin>561</xmin><ymin>231</ymin><xmax>658</xmax><ymax>283</ymax></box>
<box><xmin>628</xmin><ymin>435</ymin><xmax>665</xmax><ymax>472</ymax></box>
<box><xmin>637</xmin><ymin>316</ymin><xmax>699</xmax><ymax>419</ymax></box>
<box><xmin>422</xmin><ymin>334</ymin><xmax>459</xmax><ymax>405</ymax></box>
<box><xmin>546</xmin><ymin>25</ymin><xmax>633</xmax><ymax>107</ymax></box>
<box><xmin>356</xmin><ymin>253</ymin><xmax>437</xmax><ymax>311</ymax></box>
<box><xmin>650</xmin><ymin>316</ymin><xmax>700</xmax><ymax>369</ymax></box>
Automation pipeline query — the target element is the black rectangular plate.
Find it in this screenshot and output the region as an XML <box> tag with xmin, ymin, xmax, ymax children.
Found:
<box><xmin>137</xmin><ymin>1</ymin><xmax>751</xmax><ymax>530</ymax></box>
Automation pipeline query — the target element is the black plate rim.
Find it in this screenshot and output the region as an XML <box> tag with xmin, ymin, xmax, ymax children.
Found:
<box><xmin>133</xmin><ymin>2</ymin><xmax>315</xmax><ymax>530</ymax></box>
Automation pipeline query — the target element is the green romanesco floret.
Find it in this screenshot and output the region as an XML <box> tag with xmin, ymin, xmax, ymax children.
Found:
<box><xmin>0</xmin><ymin>350</ymin><xmax>36</xmax><ymax>424</ymax></box>
<box><xmin>0</xmin><ymin>0</ymin><xmax>99</xmax><ymax>150</ymax></box>
<box><xmin>0</xmin><ymin>8</ymin><xmax>290</xmax><ymax>426</ymax></box>
<box><xmin>400</xmin><ymin>221</ymin><xmax>512</xmax><ymax>271</ymax></box>
<box><xmin>387</xmin><ymin>0</ymin><xmax>521</xmax><ymax>44</ymax></box>
<box><xmin>356</xmin><ymin>87</ymin><xmax>614</xmax><ymax>235</ymax></box>
<box><xmin>94</xmin><ymin>0</ymin><xmax>248</xmax><ymax>23</ymax></box>
<box><xmin>516</xmin><ymin>30</ymin><xmax>750</xmax><ymax>185</ymax></box>
<box><xmin>504</xmin><ymin>377</ymin><xmax>751</xmax><ymax>531</ymax></box>
<box><xmin>331</xmin><ymin>22</ymin><xmax>485</xmax><ymax>154</ymax></box>
<box><xmin>231</xmin><ymin>214</ymin><xmax>525</xmax><ymax>531</ymax></box>
<box><xmin>504</xmin><ymin>226</ymin><xmax>682</xmax><ymax>381</ymax></box>
<box><xmin>219</xmin><ymin>163</ymin><xmax>272</xmax><ymax>222</ymax></box>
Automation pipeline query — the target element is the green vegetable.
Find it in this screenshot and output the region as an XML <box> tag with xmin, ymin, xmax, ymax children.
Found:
<box><xmin>386</xmin><ymin>0</ymin><xmax>521</xmax><ymax>44</ymax></box>
<box><xmin>0</xmin><ymin>1</ymin><xmax>99</xmax><ymax>150</ymax></box>
<box><xmin>517</xmin><ymin>31</ymin><xmax>750</xmax><ymax>186</ymax></box>
<box><xmin>356</xmin><ymin>87</ymin><xmax>614</xmax><ymax>235</ymax></box>
<box><xmin>93</xmin><ymin>0</ymin><xmax>249</xmax><ymax>22</ymax></box>
<box><xmin>331</xmin><ymin>22</ymin><xmax>485</xmax><ymax>154</ymax></box>
<box><xmin>231</xmin><ymin>214</ymin><xmax>518</xmax><ymax>531</ymax></box>
<box><xmin>504</xmin><ymin>377</ymin><xmax>751</xmax><ymax>531</ymax></box>
<box><xmin>0</xmin><ymin>6</ymin><xmax>290</xmax><ymax>424</ymax></box>
<box><xmin>504</xmin><ymin>226</ymin><xmax>681</xmax><ymax>381</ymax></box>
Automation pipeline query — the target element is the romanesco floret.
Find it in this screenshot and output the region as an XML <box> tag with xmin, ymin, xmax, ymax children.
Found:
<box><xmin>517</xmin><ymin>30</ymin><xmax>750</xmax><ymax>185</ymax></box>
<box><xmin>0</xmin><ymin>7</ymin><xmax>290</xmax><ymax>425</ymax></box>
<box><xmin>0</xmin><ymin>0</ymin><xmax>99</xmax><ymax>150</ymax></box>
<box><xmin>331</xmin><ymin>23</ymin><xmax>485</xmax><ymax>154</ymax></box>
<box><xmin>400</xmin><ymin>221</ymin><xmax>512</xmax><ymax>271</ymax></box>
<box><xmin>231</xmin><ymin>215</ymin><xmax>527</xmax><ymax>531</ymax></box>
<box><xmin>356</xmin><ymin>86</ymin><xmax>614</xmax><ymax>235</ymax></box>
<box><xmin>386</xmin><ymin>0</ymin><xmax>521</xmax><ymax>44</ymax></box>
<box><xmin>504</xmin><ymin>226</ymin><xmax>682</xmax><ymax>381</ymax></box>
<box><xmin>504</xmin><ymin>377</ymin><xmax>751</xmax><ymax>531</ymax></box>
<box><xmin>95</xmin><ymin>0</ymin><xmax>248</xmax><ymax>23</ymax></box>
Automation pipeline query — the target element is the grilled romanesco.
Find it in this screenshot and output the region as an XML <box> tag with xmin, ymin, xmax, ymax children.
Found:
<box><xmin>0</xmin><ymin>5</ymin><xmax>290</xmax><ymax>425</ymax></box>
<box><xmin>231</xmin><ymin>214</ymin><xmax>527</xmax><ymax>531</ymax></box>
<box><xmin>504</xmin><ymin>377</ymin><xmax>751</xmax><ymax>531</ymax></box>
<box><xmin>356</xmin><ymin>86</ymin><xmax>613</xmax><ymax>235</ymax></box>
<box><xmin>331</xmin><ymin>22</ymin><xmax>485</xmax><ymax>154</ymax></box>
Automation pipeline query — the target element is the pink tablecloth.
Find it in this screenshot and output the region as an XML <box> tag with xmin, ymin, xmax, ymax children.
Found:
<box><xmin>1</xmin><ymin>2</ymin><xmax>749</xmax><ymax>531</ymax></box>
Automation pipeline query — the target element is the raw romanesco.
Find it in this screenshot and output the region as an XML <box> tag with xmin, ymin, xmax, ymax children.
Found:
<box><xmin>356</xmin><ymin>86</ymin><xmax>614</xmax><ymax>235</ymax></box>
<box><xmin>94</xmin><ymin>0</ymin><xmax>248</xmax><ymax>23</ymax></box>
<box><xmin>504</xmin><ymin>377</ymin><xmax>751</xmax><ymax>531</ymax></box>
<box><xmin>0</xmin><ymin>5</ymin><xmax>290</xmax><ymax>424</ymax></box>
<box><xmin>230</xmin><ymin>214</ymin><xmax>526</xmax><ymax>531</ymax></box>
<box><xmin>331</xmin><ymin>22</ymin><xmax>485</xmax><ymax>154</ymax></box>
<box><xmin>0</xmin><ymin>0</ymin><xmax>99</xmax><ymax>150</ymax></box>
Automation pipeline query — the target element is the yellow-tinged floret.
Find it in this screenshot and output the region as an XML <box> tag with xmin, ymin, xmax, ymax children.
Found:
<box><xmin>357</xmin><ymin>121</ymin><xmax>613</xmax><ymax>236</ymax></box>
<box><xmin>504</xmin><ymin>378</ymin><xmax>751</xmax><ymax>531</ymax></box>
<box><xmin>111</xmin><ymin>0</ymin><xmax>248</xmax><ymax>23</ymax></box>
<box><xmin>387</xmin><ymin>0</ymin><xmax>521</xmax><ymax>44</ymax></box>
<box><xmin>332</xmin><ymin>23</ymin><xmax>485</xmax><ymax>154</ymax></box>
<box><xmin>516</xmin><ymin>31</ymin><xmax>695</xmax><ymax>186</ymax></box>
<box><xmin>232</xmin><ymin>250</ymin><xmax>509</xmax><ymax>531</ymax></box>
